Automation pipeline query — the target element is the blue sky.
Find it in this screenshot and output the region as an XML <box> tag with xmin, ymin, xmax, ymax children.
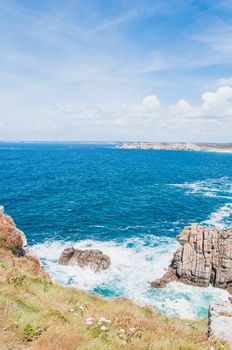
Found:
<box><xmin>0</xmin><ymin>0</ymin><xmax>232</xmax><ymax>141</ymax></box>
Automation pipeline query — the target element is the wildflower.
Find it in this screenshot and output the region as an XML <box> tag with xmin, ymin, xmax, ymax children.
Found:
<box><xmin>69</xmin><ymin>308</ymin><xmax>74</xmax><ymax>312</ymax></box>
<box><xmin>100</xmin><ymin>325</ymin><xmax>107</xmax><ymax>331</ymax></box>
<box><xmin>79</xmin><ymin>305</ymin><xmax>84</xmax><ymax>311</ymax></box>
<box><xmin>86</xmin><ymin>317</ymin><xmax>95</xmax><ymax>322</ymax></box>
<box><xmin>85</xmin><ymin>317</ymin><xmax>95</xmax><ymax>326</ymax></box>
<box><xmin>99</xmin><ymin>316</ymin><xmax>111</xmax><ymax>324</ymax></box>
<box><xmin>119</xmin><ymin>328</ymin><xmax>126</xmax><ymax>339</ymax></box>
<box><xmin>129</xmin><ymin>327</ymin><xmax>136</xmax><ymax>333</ymax></box>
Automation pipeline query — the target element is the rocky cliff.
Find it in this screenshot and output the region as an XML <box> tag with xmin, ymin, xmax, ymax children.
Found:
<box><xmin>2</xmin><ymin>207</ymin><xmax>225</xmax><ymax>349</ymax></box>
<box><xmin>0</xmin><ymin>205</ymin><xmax>28</xmax><ymax>256</ymax></box>
<box><xmin>151</xmin><ymin>224</ymin><xmax>232</xmax><ymax>293</ymax></box>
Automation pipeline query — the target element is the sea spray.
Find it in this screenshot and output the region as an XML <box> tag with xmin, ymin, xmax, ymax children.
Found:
<box><xmin>31</xmin><ymin>236</ymin><xmax>229</xmax><ymax>319</ymax></box>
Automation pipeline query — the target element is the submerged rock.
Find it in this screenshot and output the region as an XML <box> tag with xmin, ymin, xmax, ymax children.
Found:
<box><xmin>151</xmin><ymin>224</ymin><xmax>232</xmax><ymax>292</ymax></box>
<box><xmin>208</xmin><ymin>299</ymin><xmax>232</xmax><ymax>346</ymax></box>
<box><xmin>58</xmin><ymin>247</ymin><xmax>111</xmax><ymax>272</ymax></box>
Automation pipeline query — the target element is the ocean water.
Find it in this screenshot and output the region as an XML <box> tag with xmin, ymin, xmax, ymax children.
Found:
<box><xmin>1</xmin><ymin>143</ymin><xmax>232</xmax><ymax>319</ymax></box>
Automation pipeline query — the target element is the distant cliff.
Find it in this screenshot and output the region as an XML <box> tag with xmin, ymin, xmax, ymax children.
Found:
<box><xmin>116</xmin><ymin>142</ymin><xmax>232</xmax><ymax>152</ymax></box>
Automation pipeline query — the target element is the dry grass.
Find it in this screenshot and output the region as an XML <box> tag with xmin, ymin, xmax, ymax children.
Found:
<box><xmin>0</xmin><ymin>248</ymin><xmax>229</xmax><ymax>350</ymax></box>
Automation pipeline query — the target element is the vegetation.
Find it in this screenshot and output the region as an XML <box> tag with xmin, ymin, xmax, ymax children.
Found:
<box><xmin>0</xmin><ymin>247</ymin><xmax>229</xmax><ymax>350</ymax></box>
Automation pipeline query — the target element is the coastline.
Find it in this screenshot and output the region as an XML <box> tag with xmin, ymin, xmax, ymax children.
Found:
<box><xmin>0</xmin><ymin>206</ymin><xmax>232</xmax><ymax>348</ymax></box>
<box><xmin>116</xmin><ymin>142</ymin><xmax>232</xmax><ymax>153</ymax></box>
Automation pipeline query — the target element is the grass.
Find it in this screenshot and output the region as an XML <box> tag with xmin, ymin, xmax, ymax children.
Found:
<box><xmin>0</xmin><ymin>247</ymin><xmax>230</xmax><ymax>350</ymax></box>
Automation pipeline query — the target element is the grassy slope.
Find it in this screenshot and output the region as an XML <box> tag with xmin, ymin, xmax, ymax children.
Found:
<box><xmin>0</xmin><ymin>248</ymin><xmax>229</xmax><ymax>350</ymax></box>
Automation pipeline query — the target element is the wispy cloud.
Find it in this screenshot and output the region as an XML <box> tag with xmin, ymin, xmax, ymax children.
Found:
<box><xmin>0</xmin><ymin>0</ymin><xmax>232</xmax><ymax>141</ymax></box>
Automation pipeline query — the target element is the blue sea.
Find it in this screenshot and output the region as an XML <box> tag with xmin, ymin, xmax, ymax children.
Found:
<box><xmin>1</xmin><ymin>143</ymin><xmax>232</xmax><ymax>319</ymax></box>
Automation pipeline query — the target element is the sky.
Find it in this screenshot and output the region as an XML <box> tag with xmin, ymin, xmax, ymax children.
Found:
<box><xmin>0</xmin><ymin>0</ymin><xmax>232</xmax><ymax>142</ymax></box>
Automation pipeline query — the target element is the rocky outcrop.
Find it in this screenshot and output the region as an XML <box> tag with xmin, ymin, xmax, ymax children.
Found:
<box><xmin>208</xmin><ymin>299</ymin><xmax>232</xmax><ymax>346</ymax></box>
<box><xmin>151</xmin><ymin>224</ymin><xmax>232</xmax><ymax>292</ymax></box>
<box><xmin>58</xmin><ymin>247</ymin><xmax>111</xmax><ymax>272</ymax></box>
<box><xmin>0</xmin><ymin>205</ymin><xmax>28</xmax><ymax>256</ymax></box>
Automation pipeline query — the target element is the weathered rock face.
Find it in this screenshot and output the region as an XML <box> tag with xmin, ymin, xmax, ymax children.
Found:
<box><xmin>0</xmin><ymin>205</ymin><xmax>28</xmax><ymax>256</ymax></box>
<box><xmin>151</xmin><ymin>224</ymin><xmax>232</xmax><ymax>292</ymax></box>
<box><xmin>208</xmin><ymin>299</ymin><xmax>232</xmax><ymax>347</ymax></box>
<box><xmin>58</xmin><ymin>248</ymin><xmax>111</xmax><ymax>272</ymax></box>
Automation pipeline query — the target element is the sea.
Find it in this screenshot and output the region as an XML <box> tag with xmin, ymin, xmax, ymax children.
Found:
<box><xmin>1</xmin><ymin>142</ymin><xmax>232</xmax><ymax>319</ymax></box>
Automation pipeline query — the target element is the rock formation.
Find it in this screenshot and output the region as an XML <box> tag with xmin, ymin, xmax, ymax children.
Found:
<box><xmin>58</xmin><ymin>247</ymin><xmax>111</xmax><ymax>272</ymax></box>
<box><xmin>208</xmin><ymin>299</ymin><xmax>232</xmax><ymax>346</ymax></box>
<box><xmin>0</xmin><ymin>205</ymin><xmax>28</xmax><ymax>256</ymax></box>
<box><xmin>151</xmin><ymin>224</ymin><xmax>232</xmax><ymax>293</ymax></box>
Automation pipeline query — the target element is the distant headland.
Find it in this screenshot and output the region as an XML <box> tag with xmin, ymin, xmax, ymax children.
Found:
<box><xmin>116</xmin><ymin>142</ymin><xmax>232</xmax><ymax>153</ymax></box>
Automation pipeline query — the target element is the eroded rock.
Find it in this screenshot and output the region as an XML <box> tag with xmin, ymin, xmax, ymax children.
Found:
<box><xmin>151</xmin><ymin>224</ymin><xmax>232</xmax><ymax>292</ymax></box>
<box><xmin>58</xmin><ymin>247</ymin><xmax>111</xmax><ymax>272</ymax></box>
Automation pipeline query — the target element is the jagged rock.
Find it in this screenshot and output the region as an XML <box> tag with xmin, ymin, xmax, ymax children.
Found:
<box><xmin>0</xmin><ymin>205</ymin><xmax>28</xmax><ymax>256</ymax></box>
<box><xmin>208</xmin><ymin>299</ymin><xmax>232</xmax><ymax>346</ymax></box>
<box><xmin>58</xmin><ymin>247</ymin><xmax>111</xmax><ymax>272</ymax></box>
<box><xmin>151</xmin><ymin>224</ymin><xmax>232</xmax><ymax>292</ymax></box>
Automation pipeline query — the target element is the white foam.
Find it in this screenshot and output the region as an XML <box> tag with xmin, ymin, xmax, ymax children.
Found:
<box><xmin>169</xmin><ymin>177</ymin><xmax>232</xmax><ymax>198</ymax></box>
<box><xmin>31</xmin><ymin>236</ymin><xmax>229</xmax><ymax>320</ymax></box>
<box><xmin>204</xmin><ymin>203</ymin><xmax>232</xmax><ymax>229</ymax></box>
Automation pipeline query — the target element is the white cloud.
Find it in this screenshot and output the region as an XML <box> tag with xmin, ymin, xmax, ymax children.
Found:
<box><xmin>219</xmin><ymin>77</ymin><xmax>232</xmax><ymax>86</ymax></box>
<box><xmin>1</xmin><ymin>84</ymin><xmax>231</xmax><ymax>142</ymax></box>
<box><xmin>172</xmin><ymin>99</ymin><xmax>192</xmax><ymax>113</ymax></box>
<box><xmin>202</xmin><ymin>86</ymin><xmax>232</xmax><ymax>106</ymax></box>
<box><xmin>58</xmin><ymin>86</ymin><xmax>232</xmax><ymax>130</ymax></box>
<box><xmin>141</xmin><ymin>95</ymin><xmax>160</xmax><ymax>109</ymax></box>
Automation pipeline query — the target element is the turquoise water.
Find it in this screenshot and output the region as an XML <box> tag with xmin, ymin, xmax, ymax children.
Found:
<box><xmin>1</xmin><ymin>143</ymin><xmax>232</xmax><ymax>318</ymax></box>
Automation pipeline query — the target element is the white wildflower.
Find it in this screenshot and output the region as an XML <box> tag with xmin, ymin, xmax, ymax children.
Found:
<box><xmin>129</xmin><ymin>327</ymin><xmax>136</xmax><ymax>333</ymax></box>
<box><xmin>99</xmin><ymin>316</ymin><xmax>111</xmax><ymax>324</ymax></box>
<box><xmin>85</xmin><ymin>317</ymin><xmax>95</xmax><ymax>322</ymax></box>
<box><xmin>85</xmin><ymin>317</ymin><xmax>95</xmax><ymax>326</ymax></box>
<box><xmin>69</xmin><ymin>308</ymin><xmax>74</xmax><ymax>312</ymax></box>
<box><xmin>79</xmin><ymin>305</ymin><xmax>84</xmax><ymax>311</ymax></box>
<box><xmin>119</xmin><ymin>328</ymin><xmax>126</xmax><ymax>334</ymax></box>
<box><xmin>100</xmin><ymin>325</ymin><xmax>107</xmax><ymax>331</ymax></box>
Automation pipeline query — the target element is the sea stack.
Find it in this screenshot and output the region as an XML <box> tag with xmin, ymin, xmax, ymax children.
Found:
<box><xmin>151</xmin><ymin>224</ymin><xmax>232</xmax><ymax>293</ymax></box>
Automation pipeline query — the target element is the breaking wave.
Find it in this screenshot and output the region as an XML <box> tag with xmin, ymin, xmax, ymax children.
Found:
<box><xmin>169</xmin><ymin>177</ymin><xmax>232</xmax><ymax>198</ymax></box>
<box><xmin>31</xmin><ymin>236</ymin><xmax>229</xmax><ymax>320</ymax></box>
<box><xmin>203</xmin><ymin>203</ymin><xmax>232</xmax><ymax>228</ymax></box>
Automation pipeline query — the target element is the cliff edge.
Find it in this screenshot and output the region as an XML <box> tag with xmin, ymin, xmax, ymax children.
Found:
<box><xmin>0</xmin><ymin>207</ymin><xmax>231</xmax><ymax>349</ymax></box>
<box><xmin>151</xmin><ymin>224</ymin><xmax>232</xmax><ymax>293</ymax></box>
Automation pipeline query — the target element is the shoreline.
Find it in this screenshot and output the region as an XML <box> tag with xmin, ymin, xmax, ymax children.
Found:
<box><xmin>1</xmin><ymin>206</ymin><xmax>226</xmax><ymax>349</ymax></box>
<box><xmin>116</xmin><ymin>142</ymin><xmax>232</xmax><ymax>153</ymax></box>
